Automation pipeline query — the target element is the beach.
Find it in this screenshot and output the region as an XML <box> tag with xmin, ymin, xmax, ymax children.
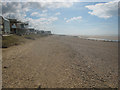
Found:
<box><xmin>2</xmin><ymin>35</ymin><xmax>118</xmax><ymax>88</ymax></box>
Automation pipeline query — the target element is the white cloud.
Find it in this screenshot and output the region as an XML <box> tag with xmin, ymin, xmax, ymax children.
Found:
<box><xmin>2</xmin><ymin>0</ymin><xmax>79</xmax><ymax>2</ymax></box>
<box><xmin>64</xmin><ymin>18</ymin><xmax>67</xmax><ymax>20</ymax></box>
<box><xmin>85</xmin><ymin>1</ymin><xmax>118</xmax><ymax>19</ymax></box>
<box><xmin>31</xmin><ymin>12</ymin><xmax>39</xmax><ymax>16</ymax></box>
<box><xmin>0</xmin><ymin>3</ymin><xmax>2</xmax><ymax>16</ymax></box>
<box><xmin>27</xmin><ymin>16</ymin><xmax>58</xmax><ymax>24</ymax></box>
<box><xmin>24</xmin><ymin>2</ymin><xmax>74</xmax><ymax>9</ymax></box>
<box><xmin>55</xmin><ymin>12</ymin><xmax>61</xmax><ymax>16</ymax></box>
<box><xmin>31</xmin><ymin>12</ymin><xmax>47</xmax><ymax>17</ymax></box>
<box><xmin>65</xmin><ymin>16</ymin><xmax>82</xmax><ymax>23</ymax></box>
<box><xmin>2</xmin><ymin>2</ymin><xmax>30</xmax><ymax>22</ymax></box>
<box><xmin>26</xmin><ymin>16</ymin><xmax>58</xmax><ymax>30</ymax></box>
<box><xmin>42</xmin><ymin>10</ymin><xmax>48</xmax><ymax>13</ymax></box>
<box><xmin>2</xmin><ymin>0</ymin><xmax>115</xmax><ymax>2</ymax></box>
<box><xmin>2</xmin><ymin>2</ymin><xmax>73</xmax><ymax>19</ymax></box>
<box><xmin>47</xmin><ymin>2</ymin><xmax>73</xmax><ymax>8</ymax></box>
<box><xmin>2</xmin><ymin>2</ymin><xmax>66</xmax><ymax>30</ymax></box>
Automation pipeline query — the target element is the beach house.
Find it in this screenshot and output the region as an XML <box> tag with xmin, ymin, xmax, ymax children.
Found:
<box><xmin>28</xmin><ymin>28</ymin><xmax>35</xmax><ymax>34</ymax></box>
<box><xmin>0</xmin><ymin>16</ymin><xmax>10</xmax><ymax>35</ymax></box>
<box><xmin>8</xmin><ymin>19</ymin><xmax>29</xmax><ymax>35</ymax></box>
<box><xmin>16</xmin><ymin>22</ymin><xmax>29</xmax><ymax>35</ymax></box>
<box><xmin>44</xmin><ymin>31</ymin><xmax>51</xmax><ymax>35</ymax></box>
<box><xmin>36</xmin><ymin>30</ymin><xmax>45</xmax><ymax>34</ymax></box>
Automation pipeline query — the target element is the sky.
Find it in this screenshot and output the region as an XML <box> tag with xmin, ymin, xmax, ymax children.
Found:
<box><xmin>1</xmin><ymin>0</ymin><xmax>119</xmax><ymax>35</ymax></box>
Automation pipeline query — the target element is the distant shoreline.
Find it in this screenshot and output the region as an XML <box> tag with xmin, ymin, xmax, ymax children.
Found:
<box><xmin>56</xmin><ymin>34</ymin><xmax>118</xmax><ymax>42</ymax></box>
<box><xmin>78</xmin><ymin>36</ymin><xmax>118</xmax><ymax>42</ymax></box>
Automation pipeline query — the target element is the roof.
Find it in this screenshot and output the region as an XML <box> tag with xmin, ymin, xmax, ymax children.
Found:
<box><xmin>8</xmin><ymin>19</ymin><xmax>21</xmax><ymax>23</ymax></box>
<box><xmin>19</xmin><ymin>22</ymin><xmax>28</xmax><ymax>25</ymax></box>
<box><xmin>0</xmin><ymin>16</ymin><xmax>9</xmax><ymax>22</ymax></box>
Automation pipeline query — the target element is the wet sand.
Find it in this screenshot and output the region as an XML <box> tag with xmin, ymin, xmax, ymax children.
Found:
<box><xmin>2</xmin><ymin>35</ymin><xmax>118</xmax><ymax>88</ymax></box>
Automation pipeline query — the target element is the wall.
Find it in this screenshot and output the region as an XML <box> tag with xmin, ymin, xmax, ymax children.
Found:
<box><xmin>3</xmin><ymin>19</ymin><xmax>10</xmax><ymax>34</ymax></box>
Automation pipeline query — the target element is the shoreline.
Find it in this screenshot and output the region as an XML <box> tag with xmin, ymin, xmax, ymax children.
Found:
<box><xmin>77</xmin><ymin>35</ymin><xmax>118</xmax><ymax>42</ymax></box>
<box><xmin>57</xmin><ymin>34</ymin><xmax>118</xmax><ymax>42</ymax></box>
<box><xmin>79</xmin><ymin>37</ymin><xmax>118</xmax><ymax>42</ymax></box>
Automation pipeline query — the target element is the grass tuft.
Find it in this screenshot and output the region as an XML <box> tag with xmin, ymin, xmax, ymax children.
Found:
<box><xmin>2</xmin><ymin>34</ymin><xmax>49</xmax><ymax>48</ymax></box>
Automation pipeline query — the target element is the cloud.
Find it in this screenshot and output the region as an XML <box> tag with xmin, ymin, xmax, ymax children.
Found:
<box><xmin>65</xmin><ymin>16</ymin><xmax>82</xmax><ymax>23</ymax></box>
<box><xmin>2</xmin><ymin>2</ymin><xmax>73</xmax><ymax>19</ymax></box>
<box><xmin>55</xmin><ymin>12</ymin><xmax>61</xmax><ymax>16</ymax></box>
<box><xmin>2</xmin><ymin>2</ymin><xmax>71</xmax><ymax>30</ymax></box>
<box><xmin>46</xmin><ymin>2</ymin><xmax>73</xmax><ymax>8</ymax></box>
<box><xmin>85</xmin><ymin>1</ymin><xmax>118</xmax><ymax>19</ymax></box>
<box><xmin>42</xmin><ymin>10</ymin><xmax>48</xmax><ymax>13</ymax></box>
<box><xmin>2</xmin><ymin>2</ymin><xmax>31</xmax><ymax>22</ymax></box>
<box><xmin>24</xmin><ymin>2</ymin><xmax>73</xmax><ymax>9</ymax></box>
<box><xmin>31</xmin><ymin>12</ymin><xmax>39</xmax><ymax>16</ymax></box>
<box><xmin>26</xmin><ymin>16</ymin><xmax>58</xmax><ymax>30</ymax></box>
<box><xmin>0</xmin><ymin>3</ymin><xmax>2</xmax><ymax>15</ymax></box>
<box><xmin>2</xmin><ymin>0</ymin><xmax>79</xmax><ymax>2</ymax></box>
<box><xmin>31</xmin><ymin>12</ymin><xmax>47</xmax><ymax>17</ymax></box>
<box><xmin>27</xmin><ymin>17</ymin><xmax>58</xmax><ymax>25</ymax></box>
<box><xmin>64</xmin><ymin>18</ymin><xmax>67</xmax><ymax>20</ymax></box>
<box><xmin>2</xmin><ymin>2</ymin><xmax>73</xmax><ymax>17</ymax></box>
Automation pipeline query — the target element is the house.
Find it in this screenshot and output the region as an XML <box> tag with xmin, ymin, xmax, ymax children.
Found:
<box><xmin>36</xmin><ymin>30</ymin><xmax>45</xmax><ymax>34</ymax></box>
<box><xmin>8</xmin><ymin>19</ymin><xmax>29</xmax><ymax>35</ymax></box>
<box><xmin>0</xmin><ymin>16</ymin><xmax>2</xmax><ymax>35</ymax></box>
<box><xmin>28</xmin><ymin>28</ymin><xmax>36</xmax><ymax>34</ymax></box>
<box><xmin>44</xmin><ymin>31</ymin><xmax>51</xmax><ymax>35</ymax></box>
<box><xmin>34</xmin><ymin>30</ymin><xmax>38</xmax><ymax>34</ymax></box>
<box><xmin>8</xmin><ymin>18</ymin><xmax>21</xmax><ymax>34</ymax></box>
<box><xmin>16</xmin><ymin>22</ymin><xmax>29</xmax><ymax>35</ymax></box>
<box><xmin>0</xmin><ymin>16</ymin><xmax>10</xmax><ymax>35</ymax></box>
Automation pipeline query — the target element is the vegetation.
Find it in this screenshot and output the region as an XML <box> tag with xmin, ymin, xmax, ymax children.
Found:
<box><xmin>2</xmin><ymin>34</ymin><xmax>49</xmax><ymax>48</ymax></box>
<box><xmin>2</xmin><ymin>35</ymin><xmax>24</xmax><ymax>48</ymax></box>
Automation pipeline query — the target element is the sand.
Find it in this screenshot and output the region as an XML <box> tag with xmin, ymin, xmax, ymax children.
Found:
<box><xmin>2</xmin><ymin>35</ymin><xmax>118</xmax><ymax>88</ymax></box>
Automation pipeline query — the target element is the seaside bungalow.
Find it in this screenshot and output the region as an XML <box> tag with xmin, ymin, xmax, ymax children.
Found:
<box><xmin>36</xmin><ymin>30</ymin><xmax>45</xmax><ymax>34</ymax></box>
<box><xmin>28</xmin><ymin>28</ymin><xmax>35</xmax><ymax>34</ymax></box>
<box><xmin>8</xmin><ymin>19</ymin><xmax>29</xmax><ymax>35</ymax></box>
<box><xmin>8</xmin><ymin>19</ymin><xmax>21</xmax><ymax>34</ymax></box>
<box><xmin>0</xmin><ymin>16</ymin><xmax>2</xmax><ymax>35</ymax></box>
<box><xmin>44</xmin><ymin>31</ymin><xmax>51</xmax><ymax>35</ymax></box>
<box><xmin>34</xmin><ymin>30</ymin><xmax>38</xmax><ymax>34</ymax></box>
<box><xmin>0</xmin><ymin>16</ymin><xmax>10</xmax><ymax>35</ymax></box>
<box><xmin>16</xmin><ymin>22</ymin><xmax>29</xmax><ymax>35</ymax></box>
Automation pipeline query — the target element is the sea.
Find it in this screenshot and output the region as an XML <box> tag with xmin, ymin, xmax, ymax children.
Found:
<box><xmin>77</xmin><ymin>35</ymin><xmax>119</xmax><ymax>42</ymax></box>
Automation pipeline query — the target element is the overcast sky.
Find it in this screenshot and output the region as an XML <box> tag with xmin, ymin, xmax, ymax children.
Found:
<box><xmin>1</xmin><ymin>0</ymin><xmax>119</xmax><ymax>35</ymax></box>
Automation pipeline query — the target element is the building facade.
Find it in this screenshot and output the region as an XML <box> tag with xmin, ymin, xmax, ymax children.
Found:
<box><xmin>9</xmin><ymin>19</ymin><xmax>29</xmax><ymax>35</ymax></box>
<box><xmin>0</xmin><ymin>16</ymin><xmax>10</xmax><ymax>35</ymax></box>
